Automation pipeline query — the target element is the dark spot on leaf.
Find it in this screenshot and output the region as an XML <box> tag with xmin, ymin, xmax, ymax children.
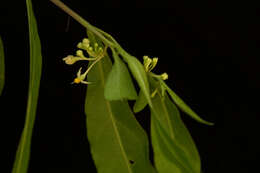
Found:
<box><xmin>129</xmin><ymin>160</ymin><xmax>135</xmax><ymax>164</ymax></box>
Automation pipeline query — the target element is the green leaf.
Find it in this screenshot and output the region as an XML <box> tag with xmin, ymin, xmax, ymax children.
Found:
<box><xmin>11</xmin><ymin>1</ymin><xmax>42</xmax><ymax>173</ymax></box>
<box><xmin>151</xmin><ymin>92</ymin><xmax>201</xmax><ymax>173</ymax></box>
<box><xmin>161</xmin><ymin>80</ymin><xmax>214</xmax><ymax>126</ymax></box>
<box><xmin>133</xmin><ymin>90</ymin><xmax>148</xmax><ymax>113</ymax></box>
<box><xmin>104</xmin><ymin>48</ymin><xmax>137</xmax><ymax>100</ymax></box>
<box><xmin>85</xmin><ymin>31</ymin><xmax>156</xmax><ymax>173</ymax></box>
<box><xmin>0</xmin><ymin>36</ymin><xmax>5</xmax><ymax>96</ymax></box>
<box><xmin>121</xmin><ymin>54</ymin><xmax>152</xmax><ymax>107</ymax></box>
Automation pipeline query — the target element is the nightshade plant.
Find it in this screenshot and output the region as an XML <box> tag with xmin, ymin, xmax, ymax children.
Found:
<box><xmin>6</xmin><ymin>0</ymin><xmax>214</xmax><ymax>173</ymax></box>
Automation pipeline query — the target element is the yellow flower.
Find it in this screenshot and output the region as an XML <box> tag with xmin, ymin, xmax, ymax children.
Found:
<box><xmin>143</xmin><ymin>56</ymin><xmax>158</xmax><ymax>72</ymax></box>
<box><xmin>72</xmin><ymin>67</ymin><xmax>92</xmax><ymax>84</ymax></box>
<box><xmin>63</xmin><ymin>49</ymin><xmax>98</xmax><ymax>65</ymax></box>
<box><xmin>77</xmin><ymin>38</ymin><xmax>104</xmax><ymax>58</ymax></box>
<box><xmin>143</xmin><ymin>55</ymin><xmax>168</xmax><ymax>81</ymax></box>
<box><xmin>64</xmin><ymin>37</ymin><xmax>107</xmax><ymax>85</ymax></box>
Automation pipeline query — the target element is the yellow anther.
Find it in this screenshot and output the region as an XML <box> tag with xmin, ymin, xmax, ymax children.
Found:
<box><xmin>143</xmin><ymin>56</ymin><xmax>152</xmax><ymax>72</ymax></box>
<box><xmin>143</xmin><ymin>56</ymin><xmax>159</xmax><ymax>72</ymax></box>
<box><xmin>143</xmin><ymin>56</ymin><xmax>150</xmax><ymax>65</ymax></box>
<box><xmin>151</xmin><ymin>58</ymin><xmax>158</xmax><ymax>69</ymax></box>
<box><xmin>143</xmin><ymin>55</ymin><xmax>149</xmax><ymax>61</ymax></box>
<box><xmin>74</xmin><ymin>78</ymin><xmax>81</xmax><ymax>84</ymax></box>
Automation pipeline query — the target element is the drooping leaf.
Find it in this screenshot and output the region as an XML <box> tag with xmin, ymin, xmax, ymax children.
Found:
<box><xmin>151</xmin><ymin>92</ymin><xmax>201</xmax><ymax>173</ymax></box>
<box><xmin>133</xmin><ymin>90</ymin><xmax>148</xmax><ymax>113</ymax></box>
<box><xmin>12</xmin><ymin>1</ymin><xmax>42</xmax><ymax>173</ymax></box>
<box><xmin>104</xmin><ymin>48</ymin><xmax>137</xmax><ymax>100</ymax></box>
<box><xmin>121</xmin><ymin>53</ymin><xmax>152</xmax><ymax>107</ymax></box>
<box><xmin>161</xmin><ymin>80</ymin><xmax>214</xmax><ymax>126</ymax></box>
<box><xmin>85</xmin><ymin>31</ymin><xmax>156</xmax><ymax>173</ymax></box>
<box><xmin>0</xmin><ymin>36</ymin><xmax>5</xmax><ymax>95</ymax></box>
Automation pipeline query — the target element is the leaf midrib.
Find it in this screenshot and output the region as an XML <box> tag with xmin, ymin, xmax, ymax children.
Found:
<box><xmin>97</xmin><ymin>59</ymin><xmax>133</xmax><ymax>173</ymax></box>
<box><xmin>158</xmin><ymin>94</ymin><xmax>195</xmax><ymax>173</ymax></box>
<box><xmin>159</xmin><ymin>94</ymin><xmax>175</xmax><ymax>140</ymax></box>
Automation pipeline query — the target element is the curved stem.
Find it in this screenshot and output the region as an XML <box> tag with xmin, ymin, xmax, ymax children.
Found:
<box><xmin>92</xmin><ymin>26</ymin><xmax>120</xmax><ymax>45</ymax></box>
<box><xmin>50</xmin><ymin>0</ymin><xmax>115</xmax><ymax>47</ymax></box>
<box><xmin>91</xmin><ymin>24</ymin><xmax>133</xmax><ymax>61</ymax></box>
<box><xmin>50</xmin><ymin>0</ymin><xmax>136</xmax><ymax>63</ymax></box>
<box><xmin>83</xmin><ymin>46</ymin><xmax>108</xmax><ymax>76</ymax></box>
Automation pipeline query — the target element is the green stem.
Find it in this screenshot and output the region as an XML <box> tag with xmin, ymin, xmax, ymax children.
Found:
<box><xmin>83</xmin><ymin>46</ymin><xmax>108</xmax><ymax>77</ymax></box>
<box><xmin>50</xmin><ymin>0</ymin><xmax>136</xmax><ymax>63</ymax></box>
<box><xmin>92</xmin><ymin>26</ymin><xmax>120</xmax><ymax>46</ymax></box>
<box><xmin>50</xmin><ymin>0</ymin><xmax>115</xmax><ymax>47</ymax></box>
<box><xmin>92</xmin><ymin>26</ymin><xmax>134</xmax><ymax>61</ymax></box>
<box><xmin>149</xmin><ymin>73</ymin><xmax>162</xmax><ymax>80</ymax></box>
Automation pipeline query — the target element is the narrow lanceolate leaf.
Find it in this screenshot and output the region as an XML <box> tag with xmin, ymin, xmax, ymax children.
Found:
<box><xmin>133</xmin><ymin>90</ymin><xmax>148</xmax><ymax>113</ymax></box>
<box><xmin>151</xmin><ymin>93</ymin><xmax>201</xmax><ymax>173</ymax></box>
<box><xmin>85</xmin><ymin>31</ymin><xmax>156</xmax><ymax>173</ymax></box>
<box><xmin>12</xmin><ymin>1</ymin><xmax>42</xmax><ymax>173</ymax></box>
<box><xmin>104</xmin><ymin>48</ymin><xmax>137</xmax><ymax>100</ymax></box>
<box><xmin>0</xmin><ymin>36</ymin><xmax>5</xmax><ymax>95</ymax></box>
<box><xmin>161</xmin><ymin>81</ymin><xmax>214</xmax><ymax>126</ymax></box>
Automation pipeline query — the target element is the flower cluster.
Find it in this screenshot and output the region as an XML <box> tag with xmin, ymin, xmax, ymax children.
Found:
<box><xmin>77</xmin><ymin>38</ymin><xmax>104</xmax><ymax>58</ymax></box>
<box><xmin>142</xmin><ymin>55</ymin><xmax>168</xmax><ymax>97</ymax></box>
<box><xmin>142</xmin><ymin>55</ymin><xmax>168</xmax><ymax>80</ymax></box>
<box><xmin>63</xmin><ymin>38</ymin><xmax>106</xmax><ymax>84</ymax></box>
<box><xmin>143</xmin><ymin>55</ymin><xmax>158</xmax><ymax>72</ymax></box>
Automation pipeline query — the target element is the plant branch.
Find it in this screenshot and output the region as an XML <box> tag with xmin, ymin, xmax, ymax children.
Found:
<box><xmin>50</xmin><ymin>0</ymin><xmax>115</xmax><ymax>47</ymax></box>
<box><xmin>50</xmin><ymin>0</ymin><xmax>138</xmax><ymax>64</ymax></box>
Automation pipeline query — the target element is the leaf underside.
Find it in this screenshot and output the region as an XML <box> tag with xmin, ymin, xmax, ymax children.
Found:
<box><xmin>104</xmin><ymin>50</ymin><xmax>137</xmax><ymax>100</ymax></box>
<box><xmin>151</xmin><ymin>93</ymin><xmax>201</xmax><ymax>173</ymax></box>
<box><xmin>133</xmin><ymin>90</ymin><xmax>148</xmax><ymax>113</ymax></box>
<box><xmin>12</xmin><ymin>1</ymin><xmax>42</xmax><ymax>173</ymax></box>
<box><xmin>123</xmin><ymin>55</ymin><xmax>152</xmax><ymax>107</ymax></box>
<box><xmin>85</xmin><ymin>31</ymin><xmax>155</xmax><ymax>173</ymax></box>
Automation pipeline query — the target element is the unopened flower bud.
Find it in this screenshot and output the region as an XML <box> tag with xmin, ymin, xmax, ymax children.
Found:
<box><xmin>82</xmin><ymin>38</ymin><xmax>90</xmax><ymax>45</ymax></box>
<box><xmin>161</xmin><ymin>73</ymin><xmax>168</xmax><ymax>80</ymax></box>
<box><xmin>63</xmin><ymin>55</ymin><xmax>77</xmax><ymax>65</ymax></box>
<box><xmin>88</xmin><ymin>47</ymin><xmax>93</xmax><ymax>51</ymax></box>
<box><xmin>77</xmin><ymin>42</ymin><xmax>83</xmax><ymax>49</ymax></box>
<box><xmin>76</xmin><ymin>50</ymin><xmax>84</xmax><ymax>57</ymax></box>
<box><xmin>98</xmin><ymin>47</ymin><xmax>103</xmax><ymax>52</ymax></box>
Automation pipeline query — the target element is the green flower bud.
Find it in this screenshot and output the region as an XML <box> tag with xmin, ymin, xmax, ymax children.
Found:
<box><xmin>76</xmin><ymin>50</ymin><xmax>84</xmax><ymax>57</ymax></box>
<box><xmin>63</xmin><ymin>55</ymin><xmax>78</xmax><ymax>65</ymax></box>
<box><xmin>161</xmin><ymin>73</ymin><xmax>168</xmax><ymax>80</ymax></box>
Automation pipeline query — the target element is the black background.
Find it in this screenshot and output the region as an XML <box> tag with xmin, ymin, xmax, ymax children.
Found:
<box><xmin>1</xmin><ymin>0</ymin><xmax>259</xmax><ymax>173</ymax></box>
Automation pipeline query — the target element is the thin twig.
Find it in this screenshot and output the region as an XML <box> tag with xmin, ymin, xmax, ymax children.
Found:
<box><xmin>50</xmin><ymin>0</ymin><xmax>115</xmax><ymax>47</ymax></box>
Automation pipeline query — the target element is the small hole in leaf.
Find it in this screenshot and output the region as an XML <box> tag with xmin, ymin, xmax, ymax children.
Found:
<box><xmin>129</xmin><ymin>160</ymin><xmax>135</xmax><ymax>164</ymax></box>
